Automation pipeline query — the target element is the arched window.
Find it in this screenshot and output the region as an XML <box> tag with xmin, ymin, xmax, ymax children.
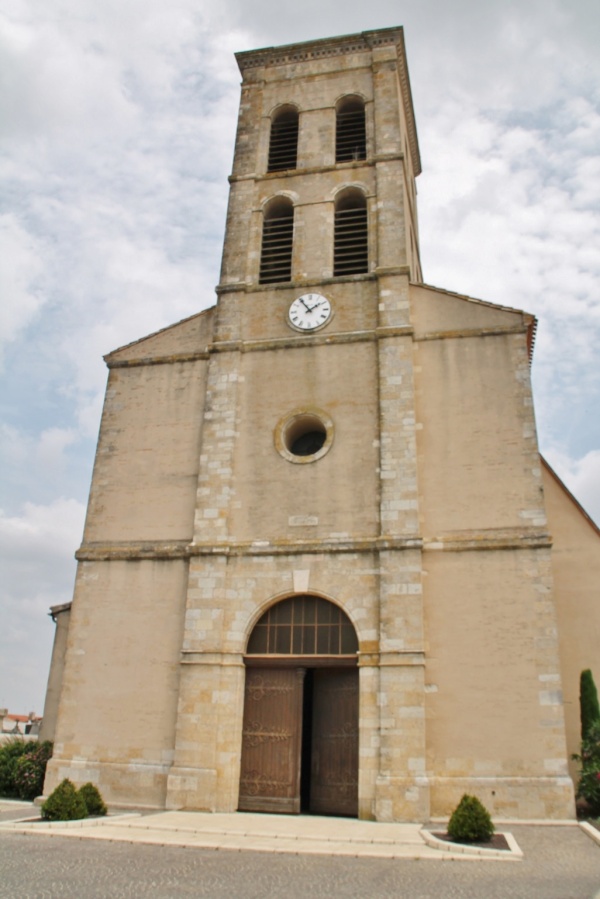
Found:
<box><xmin>259</xmin><ymin>197</ymin><xmax>294</xmax><ymax>284</ymax></box>
<box><xmin>334</xmin><ymin>189</ymin><xmax>368</xmax><ymax>276</ymax></box>
<box><xmin>268</xmin><ymin>106</ymin><xmax>299</xmax><ymax>172</ymax></box>
<box><xmin>336</xmin><ymin>97</ymin><xmax>366</xmax><ymax>163</ymax></box>
<box><xmin>247</xmin><ymin>595</ymin><xmax>358</xmax><ymax>656</ymax></box>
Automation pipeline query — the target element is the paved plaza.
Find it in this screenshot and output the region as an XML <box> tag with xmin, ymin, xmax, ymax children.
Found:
<box><xmin>0</xmin><ymin>803</ymin><xmax>599</xmax><ymax>899</ymax></box>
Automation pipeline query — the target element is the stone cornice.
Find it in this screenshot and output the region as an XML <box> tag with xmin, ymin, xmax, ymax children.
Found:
<box><xmin>75</xmin><ymin>541</ymin><xmax>190</xmax><ymax>561</ymax></box>
<box><xmin>103</xmin><ymin>327</ymin><xmax>414</xmax><ymax>370</ymax></box>
<box><xmin>75</xmin><ymin>528</ymin><xmax>551</xmax><ymax>561</ymax></box>
<box><xmin>49</xmin><ymin>602</ymin><xmax>72</xmax><ymax>620</ymax></box>
<box><xmin>414</xmin><ymin>324</ymin><xmax>529</xmax><ymax>344</ymax></box>
<box><xmin>235</xmin><ymin>28</ymin><xmax>404</xmax><ymax>73</ymax></box>
<box><xmin>228</xmin><ymin>153</ymin><xmax>404</xmax><ymax>185</ymax></box>
<box><xmin>423</xmin><ymin>529</ymin><xmax>552</xmax><ymax>552</ymax></box>
<box><xmin>216</xmin><ymin>271</ymin><xmax>383</xmax><ymax>295</ymax></box>
<box><xmin>107</xmin><ymin>350</ymin><xmax>210</xmax><ymax>370</ymax></box>
<box><xmin>180</xmin><ymin>651</ymin><xmax>244</xmax><ymax>666</ymax></box>
<box><xmin>103</xmin><ymin>321</ymin><xmax>530</xmax><ymax>370</ymax></box>
<box><xmin>210</xmin><ymin>326</ymin><xmax>414</xmax><ymax>355</ymax></box>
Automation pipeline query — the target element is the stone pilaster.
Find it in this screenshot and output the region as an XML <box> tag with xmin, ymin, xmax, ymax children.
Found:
<box><xmin>192</xmin><ymin>350</ymin><xmax>242</xmax><ymax>544</ymax></box>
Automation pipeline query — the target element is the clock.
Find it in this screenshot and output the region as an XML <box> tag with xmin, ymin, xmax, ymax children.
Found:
<box><xmin>288</xmin><ymin>293</ymin><xmax>332</xmax><ymax>331</ymax></box>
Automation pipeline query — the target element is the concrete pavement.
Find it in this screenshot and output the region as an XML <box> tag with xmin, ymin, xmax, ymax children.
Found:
<box><xmin>0</xmin><ymin>804</ymin><xmax>526</xmax><ymax>860</ymax></box>
<box><xmin>0</xmin><ymin>816</ymin><xmax>599</xmax><ymax>899</ymax></box>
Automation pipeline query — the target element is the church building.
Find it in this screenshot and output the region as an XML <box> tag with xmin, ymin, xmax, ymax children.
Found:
<box><xmin>42</xmin><ymin>27</ymin><xmax>600</xmax><ymax>822</ymax></box>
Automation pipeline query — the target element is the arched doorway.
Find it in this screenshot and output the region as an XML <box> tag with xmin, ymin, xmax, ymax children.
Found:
<box><xmin>238</xmin><ymin>595</ymin><xmax>359</xmax><ymax>817</ymax></box>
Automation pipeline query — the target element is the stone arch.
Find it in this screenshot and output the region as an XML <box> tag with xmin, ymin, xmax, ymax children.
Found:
<box><xmin>333</xmin><ymin>187</ymin><xmax>368</xmax><ymax>276</ymax></box>
<box><xmin>335</xmin><ymin>94</ymin><xmax>367</xmax><ymax>162</ymax></box>
<box><xmin>267</xmin><ymin>104</ymin><xmax>299</xmax><ymax>172</ymax></box>
<box><xmin>245</xmin><ymin>593</ymin><xmax>358</xmax><ymax>656</ymax></box>
<box><xmin>239</xmin><ymin>593</ymin><xmax>360</xmax><ymax>817</ymax></box>
<box><xmin>259</xmin><ymin>195</ymin><xmax>295</xmax><ymax>284</ymax></box>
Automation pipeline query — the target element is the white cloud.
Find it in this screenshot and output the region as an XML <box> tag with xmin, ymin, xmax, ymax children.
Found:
<box><xmin>0</xmin><ymin>497</ymin><xmax>85</xmax><ymax>712</ymax></box>
<box><xmin>0</xmin><ymin>497</ymin><xmax>84</xmax><ymax>565</ymax></box>
<box><xmin>0</xmin><ymin>215</ymin><xmax>44</xmax><ymax>356</ymax></box>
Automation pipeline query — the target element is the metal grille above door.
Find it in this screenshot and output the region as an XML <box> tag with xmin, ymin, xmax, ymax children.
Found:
<box><xmin>246</xmin><ymin>595</ymin><xmax>358</xmax><ymax>656</ymax></box>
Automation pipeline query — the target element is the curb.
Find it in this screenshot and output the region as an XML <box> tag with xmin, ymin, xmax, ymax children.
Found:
<box><xmin>420</xmin><ymin>829</ymin><xmax>523</xmax><ymax>860</ymax></box>
<box><xmin>579</xmin><ymin>821</ymin><xmax>600</xmax><ymax>847</ymax></box>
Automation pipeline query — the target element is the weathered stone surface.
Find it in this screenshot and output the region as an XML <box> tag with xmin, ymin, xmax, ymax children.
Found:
<box><xmin>43</xmin><ymin>27</ymin><xmax>599</xmax><ymax>823</ymax></box>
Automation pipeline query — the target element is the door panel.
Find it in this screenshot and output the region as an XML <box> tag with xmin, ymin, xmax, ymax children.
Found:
<box><xmin>238</xmin><ymin>667</ymin><xmax>305</xmax><ymax>813</ymax></box>
<box><xmin>310</xmin><ymin>668</ymin><xmax>359</xmax><ymax>816</ymax></box>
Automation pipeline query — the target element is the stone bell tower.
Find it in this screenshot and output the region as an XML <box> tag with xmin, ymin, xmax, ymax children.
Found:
<box><xmin>164</xmin><ymin>27</ymin><xmax>433</xmax><ymax>820</ymax></box>
<box><xmin>45</xmin><ymin>28</ymin><xmax>577</xmax><ymax>823</ymax></box>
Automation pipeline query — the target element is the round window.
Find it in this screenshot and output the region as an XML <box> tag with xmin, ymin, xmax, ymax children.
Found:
<box><xmin>274</xmin><ymin>409</ymin><xmax>334</xmax><ymax>464</ymax></box>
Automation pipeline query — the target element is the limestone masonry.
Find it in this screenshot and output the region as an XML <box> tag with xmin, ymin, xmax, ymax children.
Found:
<box><xmin>41</xmin><ymin>27</ymin><xmax>600</xmax><ymax>822</ymax></box>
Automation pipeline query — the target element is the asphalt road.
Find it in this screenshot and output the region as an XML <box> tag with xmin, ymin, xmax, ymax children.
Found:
<box><xmin>0</xmin><ymin>824</ymin><xmax>599</xmax><ymax>899</ymax></box>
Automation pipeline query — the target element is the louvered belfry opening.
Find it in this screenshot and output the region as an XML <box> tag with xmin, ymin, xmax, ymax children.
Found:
<box><xmin>268</xmin><ymin>106</ymin><xmax>299</xmax><ymax>172</ymax></box>
<box><xmin>334</xmin><ymin>190</ymin><xmax>368</xmax><ymax>276</ymax></box>
<box><xmin>259</xmin><ymin>197</ymin><xmax>294</xmax><ymax>284</ymax></box>
<box><xmin>336</xmin><ymin>97</ymin><xmax>366</xmax><ymax>163</ymax></box>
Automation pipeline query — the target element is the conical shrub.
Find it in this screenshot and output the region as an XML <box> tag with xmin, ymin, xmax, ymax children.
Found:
<box><xmin>78</xmin><ymin>782</ymin><xmax>107</xmax><ymax>816</ymax></box>
<box><xmin>41</xmin><ymin>778</ymin><xmax>87</xmax><ymax>821</ymax></box>
<box><xmin>447</xmin><ymin>794</ymin><xmax>494</xmax><ymax>843</ymax></box>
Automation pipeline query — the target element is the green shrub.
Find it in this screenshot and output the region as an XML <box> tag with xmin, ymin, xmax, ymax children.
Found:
<box><xmin>447</xmin><ymin>794</ymin><xmax>494</xmax><ymax>843</ymax></box>
<box><xmin>41</xmin><ymin>779</ymin><xmax>87</xmax><ymax>821</ymax></box>
<box><xmin>0</xmin><ymin>738</ymin><xmax>47</xmax><ymax>798</ymax></box>
<box><xmin>78</xmin><ymin>782</ymin><xmax>107</xmax><ymax>816</ymax></box>
<box><xmin>573</xmin><ymin>720</ymin><xmax>600</xmax><ymax>816</ymax></box>
<box><xmin>13</xmin><ymin>741</ymin><xmax>53</xmax><ymax>800</ymax></box>
<box><xmin>0</xmin><ymin>739</ymin><xmax>27</xmax><ymax>797</ymax></box>
<box><xmin>580</xmin><ymin>669</ymin><xmax>600</xmax><ymax>740</ymax></box>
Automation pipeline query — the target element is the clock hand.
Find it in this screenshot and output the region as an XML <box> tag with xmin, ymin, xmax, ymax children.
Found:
<box><xmin>300</xmin><ymin>298</ymin><xmax>312</xmax><ymax>311</ymax></box>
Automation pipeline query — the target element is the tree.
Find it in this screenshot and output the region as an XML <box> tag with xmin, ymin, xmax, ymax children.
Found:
<box><xmin>573</xmin><ymin>721</ymin><xmax>600</xmax><ymax>816</ymax></box>
<box><xmin>580</xmin><ymin>669</ymin><xmax>600</xmax><ymax>740</ymax></box>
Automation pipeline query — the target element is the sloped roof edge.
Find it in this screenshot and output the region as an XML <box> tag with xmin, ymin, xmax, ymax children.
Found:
<box><xmin>541</xmin><ymin>455</ymin><xmax>600</xmax><ymax>538</ymax></box>
<box><xmin>103</xmin><ymin>305</ymin><xmax>215</xmax><ymax>363</ymax></box>
<box><xmin>413</xmin><ymin>281</ymin><xmax>538</xmax><ymax>362</ymax></box>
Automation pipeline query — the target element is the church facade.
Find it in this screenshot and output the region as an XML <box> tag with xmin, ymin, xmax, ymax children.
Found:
<box><xmin>42</xmin><ymin>27</ymin><xmax>600</xmax><ymax>821</ymax></box>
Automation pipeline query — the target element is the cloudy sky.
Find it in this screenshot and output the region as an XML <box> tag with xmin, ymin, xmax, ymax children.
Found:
<box><xmin>1</xmin><ymin>0</ymin><xmax>599</xmax><ymax>715</ymax></box>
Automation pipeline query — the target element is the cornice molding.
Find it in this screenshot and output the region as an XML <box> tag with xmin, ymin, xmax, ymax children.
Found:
<box><xmin>235</xmin><ymin>28</ymin><xmax>404</xmax><ymax>73</ymax></box>
<box><xmin>103</xmin><ymin>321</ymin><xmax>529</xmax><ymax>370</ymax></box>
<box><xmin>75</xmin><ymin>528</ymin><xmax>551</xmax><ymax>562</ymax></box>
<box><xmin>227</xmin><ymin>154</ymin><xmax>404</xmax><ymax>185</ymax></box>
<box><xmin>107</xmin><ymin>351</ymin><xmax>210</xmax><ymax>370</ymax></box>
<box><xmin>414</xmin><ymin>324</ymin><xmax>529</xmax><ymax>344</ymax></box>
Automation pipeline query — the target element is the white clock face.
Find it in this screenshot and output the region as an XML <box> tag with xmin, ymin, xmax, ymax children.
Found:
<box><xmin>288</xmin><ymin>294</ymin><xmax>332</xmax><ymax>331</ymax></box>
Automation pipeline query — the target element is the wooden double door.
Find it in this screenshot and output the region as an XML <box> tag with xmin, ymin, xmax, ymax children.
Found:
<box><xmin>238</xmin><ymin>665</ymin><xmax>358</xmax><ymax>817</ymax></box>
